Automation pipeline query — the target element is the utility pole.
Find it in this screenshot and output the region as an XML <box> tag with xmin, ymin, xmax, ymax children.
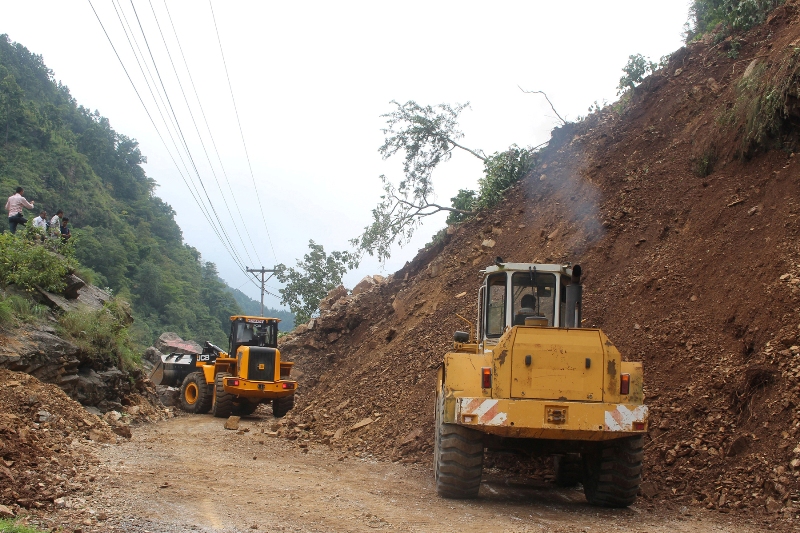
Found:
<box><xmin>246</xmin><ymin>266</ymin><xmax>276</xmax><ymax>316</ymax></box>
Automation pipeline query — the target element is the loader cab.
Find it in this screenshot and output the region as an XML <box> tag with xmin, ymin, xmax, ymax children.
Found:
<box><xmin>229</xmin><ymin>316</ymin><xmax>279</xmax><ymax>355</ymax></box>
<box><xmin>478</xmin><ymin>263</ymin><xmax>583</xmax><ymax>343</ymax></box>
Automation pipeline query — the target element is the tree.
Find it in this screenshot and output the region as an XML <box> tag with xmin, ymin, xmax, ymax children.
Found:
<box><xmin>275</xmin><ymin>241</ymin><xmax>359</xmax><ymax>325</ymax></box>
<box><xmin>617</xmin><ymin>54</ymin><xmax>658</xmax><ymax>95</ymax></box>
<box><xmin>351</xmin><ymin>100</ymin><xmax>487</xmax><ymax>262</ymax></box>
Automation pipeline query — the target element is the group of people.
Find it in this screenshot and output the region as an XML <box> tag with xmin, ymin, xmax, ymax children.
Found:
<box><xmin>4</xmin><ymin>186</ymin><xmax>71</xmax><ymax>241</ymax></box>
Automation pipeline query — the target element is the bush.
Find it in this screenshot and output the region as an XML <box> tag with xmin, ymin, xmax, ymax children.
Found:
<box><xmin>617</xmin><ymin>54</ymin><xmax>657</xmax><ymax>95</ymax></box>
<box><xmin>686</xmin><ymin>1</ymin><xmax>785</xmax><ymax>42</ymax></box>
<box><xmin>0</xmin><ymin>228</ymin><xmax>76</xmax><ymax>292</ymax></box>
<box><xmin>476</xmin><ymin>146</ymin><xmax>538</xmax><ymax>210</ymax></box>
<box><xmin>58</xmin><ymin>299</ymin><xmax>140</xmax><ymax>371</ymax></box>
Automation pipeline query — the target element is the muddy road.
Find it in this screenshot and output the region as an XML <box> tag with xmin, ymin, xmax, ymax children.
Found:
<box><xmin>44</xmin><ymin>414</ymin><xmax>771</xmax><ymax>532</ymax></box>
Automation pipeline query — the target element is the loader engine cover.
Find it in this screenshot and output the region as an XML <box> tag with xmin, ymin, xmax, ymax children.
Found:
<box><xmin>245</xmin><ymin>346</ymin><xmax>277</xmax><ymax>381</ymax></box>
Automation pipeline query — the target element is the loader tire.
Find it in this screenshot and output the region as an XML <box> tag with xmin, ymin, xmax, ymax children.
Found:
<box><xmin>582</xmin><ymin>436</ymin><xmax>643</xmax><ymax>508</ymax></box>
<box><xmin>212</xmin><ymin>372</ymin><xmax>235</xmax><ymax>418</ymax></box>
<box><xmin>180</xmin><ymin>372</ymin><xmax>213</xmax><ymax>414</ymax></box>
<box><xmin>235</xmin><ymin>400</ymin><xmax>260</xmax><ymax>416</ymax></box>
<box><xmin>554</xmin><ymin>453</ymin><xmax>582</xmax><ymax>487</ymax></box>
<box><xmin>434</xmin><ymin>387</ymin><xmax>483</xmax><ymax>499</ymax></box>
<box><xmin>272</xmin><ymin>395</ymin><xmax>294</xmax><ymax>418</ymax></box>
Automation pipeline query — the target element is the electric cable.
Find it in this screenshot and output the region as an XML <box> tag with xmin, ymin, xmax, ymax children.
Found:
<box><xmin>88</xmin><ymin>0</ymin><xmax>260</xmax><ymax>291</ymax></box>
<box><xmin>127</xmin><ymin>0</ymin><xmax>250</xmax><ymax>273</ymax></box>
<box><xmin>161</xmin><ymin>0</ymin><xmax>266</xmax><ymax>268</ymax></box>
<box><xmin>146</xmin><ymin>0</ymin><xmax>259</xmax><ymax>267</ymax></box>
<box><xmin>208</xmin><ymin>0</ymin><xmax>277</xmax><ymax>263</ymax></box>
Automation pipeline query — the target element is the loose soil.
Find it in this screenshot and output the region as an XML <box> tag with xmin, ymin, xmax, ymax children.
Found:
<box><xmin>277</xmin><ymin>1</ymin><xmax>800</xmax><ymax>525</ymax></box>
<box><xmin>12</xmin><ymin>412</ymin><xmax>780</xmax><ymax>532</ymax></box>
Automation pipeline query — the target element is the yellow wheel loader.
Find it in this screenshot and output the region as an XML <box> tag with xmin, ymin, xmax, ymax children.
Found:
<box><xmin>151</xmin><ymin>316</ymin><xmax>297</xmax><ymax>418</ymax></box>
<box><xmin>435</xmin><ymin>262</ymin><xmax>648</xmax><ymax>507</ymax></box>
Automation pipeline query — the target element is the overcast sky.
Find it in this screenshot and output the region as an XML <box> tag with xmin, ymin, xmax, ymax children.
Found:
<box><xmin>2</xmin><ymin>1</ymin><xmax>690</xmax><ymax>308</ymax></box>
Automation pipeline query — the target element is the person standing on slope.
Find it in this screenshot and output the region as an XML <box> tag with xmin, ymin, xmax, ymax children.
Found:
<box><xmin>49</xmin><ymin>210</ymin><xmax>63</xmax><ymax>237</ymax></box>
<box><xmin>5</xmin><ymin>186</ymin><xmax>35</xmax><ymax>234</ymax></box>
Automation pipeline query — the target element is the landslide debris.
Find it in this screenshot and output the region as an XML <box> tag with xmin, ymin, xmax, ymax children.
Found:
<box><xmin>279</xmin><ymin>2</ymin><xmax>800</xmax><ymax>524</ymax></box>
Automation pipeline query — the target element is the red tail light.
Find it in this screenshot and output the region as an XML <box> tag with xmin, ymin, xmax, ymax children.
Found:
<box><xmin>620</xmin><ymin>374</ymin><xmax>630</xmax><ymax>395</ymax></box>
<box><xmin>481</xmin><ymin>367</ymin><xmax>492</xmax><ymax>389</ymax></box>
<box><xmin>281</xmin><ymin>382</ymin><xmax>294</xmax><ymax>389</ymax></box>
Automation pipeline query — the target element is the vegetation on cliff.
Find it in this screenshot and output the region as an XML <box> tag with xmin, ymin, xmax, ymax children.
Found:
<box><xmin>0</xmin><ymin>35</ymin><xmax>276</xmax><ymax>346</ymax></box>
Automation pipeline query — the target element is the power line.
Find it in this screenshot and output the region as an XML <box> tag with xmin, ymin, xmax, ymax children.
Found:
<box><xmin>161</xmin><ymin>0</ymin><xmax>266</xmax><ymax>268</ymax></box>
<box><xmin>208</xmin><ymin>1</ymin><xmax>277</xmax><ymax>263</ymax></box>
<box><xmin>127</xmin><ymin>0</ymin><xmax>251</xmax><ymax>273</ymax></box>
<box><xmin>109</xmin><ymin>0</ymin><xmax>241</xmax><ymax>279</ymax></box>
<box><xmin>88</xmin><ymin>0</ymin><xmax>260</xmax><ymax>292</ymax></box>
<box><xmin>148</xmin><ymin>0</ymin><xmax>260</xmax><ymax>267</ymax></box>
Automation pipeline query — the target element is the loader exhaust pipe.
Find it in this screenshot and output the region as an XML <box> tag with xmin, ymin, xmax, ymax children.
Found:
<box><xmin>565</xmin><ymin>265</ymin><xmax>582</xmax><ymax>328</ymax></box>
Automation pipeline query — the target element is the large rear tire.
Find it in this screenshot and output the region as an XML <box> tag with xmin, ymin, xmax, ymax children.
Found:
<box><xmin>582</xmin><ymin>436</ymin><xmax>644</xmax><ymax>507</ymax></box>
<box><xmin>180</xmin><ymin>372</ymin><xmax>213</xmax><ymax>414</ymax></box>
<box><xmin>554</xmin><ymin>453</ymin><xmax>583</xmax><ymax>487</ymax></box>
<box><xmin>212</xmin><ymin>372</ymin><xmax>235</xmax><ymax>418</ymax></box>
<box><xmin>272</xmin><ymin>395</ymin><xmax>294</xmax><ymax>418</ymax></box>
<box><xmin>434</xmin><ymin>386</ymin><xmax>484</xmax><ymax>499</ymax></box>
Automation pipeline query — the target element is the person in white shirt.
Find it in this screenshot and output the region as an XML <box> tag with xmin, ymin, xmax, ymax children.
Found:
<box><xmin>32</xmin><ymin>210</ymin><xmax>48</xmax><ymax>229</ymax></box>
<box><xmin>5</xmin><ymin>186</ymin><xmax>34</xmax><ymax>234</ymax></box>
<box><xmin>50</xmin><ymin>210</ymin><xmax>63</xmax><ymax>237</ymax></box>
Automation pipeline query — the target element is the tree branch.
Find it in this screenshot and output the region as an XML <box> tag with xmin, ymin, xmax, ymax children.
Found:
<box><xmin>446</xmin><ymin>138</ymin><xmax>487</xmax><ymax>161</ymax></box>
<box><xmin>518</xmin><ymin>86</ymin><xmax>567</xmax><ymax>125</ymax></box>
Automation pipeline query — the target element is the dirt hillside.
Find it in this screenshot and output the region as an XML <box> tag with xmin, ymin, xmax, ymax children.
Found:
<box><xmin>278</xmin><ymin>2</ymin><xmax>800</xmax><ymax>524</ymax></box>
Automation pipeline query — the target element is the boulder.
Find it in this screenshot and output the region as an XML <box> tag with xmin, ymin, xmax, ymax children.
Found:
<box><xmin>352</xmin><ymin>276</ymin><xmax>377</xmax><ymax>296</ymax></box>
<box><xmin>155</xmin><ymin>332</ymin><xmax>202</xmax><ymax>355</ymax></box>
<box><xmin>319</xmin><ymin>285</ymin><xmax>348</xmax><ymax>312</ymax></box>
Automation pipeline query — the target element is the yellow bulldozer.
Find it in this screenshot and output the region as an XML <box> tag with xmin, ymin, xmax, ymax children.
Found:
<box><xmin>151</xmin><ymin>316</ymin><xmax>297</xmax><ymax>418</ymax></box>
<box><xmin>435</xmin><ymin>262</ymin><xmax>648</xmax><ymax>507</ymax></box>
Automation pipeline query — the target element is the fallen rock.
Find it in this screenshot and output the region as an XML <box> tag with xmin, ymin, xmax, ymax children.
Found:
<box><xmin>0</xmin><ymin>504</ymin><xmax>14</xmax><ymax>517</ymax></box>
<box><xmin>350</xmin><ymin>418</ymin><xmax>373</xmax><ymax>431</ymax></box>
<box><xmin>156</xmin><ymin>332</ymin><xmax>201</xmax><ymax>355</ymax></box>
<box><xmin>640</xmin><ymin>481</ymin><xmax>659</xmax><ymax>498</ymax></box>
<box><xmin>481</xmin><ymin>239</ymin><xmax>496</xmax><ymax>249</ymax></box>
<box><xmin>352</xmin><ymin>276</ymin><xmax>377</xmax><ymax>296</ymax></box>
<box><xmin>225</xmin><ymin>416</ymin><xmax>241</xmax><ymax>430</ymax></box>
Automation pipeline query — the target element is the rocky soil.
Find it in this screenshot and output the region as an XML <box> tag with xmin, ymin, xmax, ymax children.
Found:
<box><xmin>276</xmin><ymin>2</ymin><xmax>800</xmax><ymax>527</ymax></box>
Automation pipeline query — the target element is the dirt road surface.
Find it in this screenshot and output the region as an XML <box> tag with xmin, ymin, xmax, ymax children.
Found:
<box><xmin>28</xmin><ymin>414</ymin><xmax>774</xmax><ymax>533</ymax></box>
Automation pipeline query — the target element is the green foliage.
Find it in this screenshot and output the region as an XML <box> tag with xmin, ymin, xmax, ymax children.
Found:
<box><xmin>685</xmin><ymin>1</ymin><xmax>785</xmax><ymax>42</ymax></box>
<box><xmin>475</xmin><ymin>146</ymin><xmax>538</xmax><ymax>210</ymax></box>
<box><xmin>617</xmin><ymin>54</ymin><xmax>657</xmax><ymax>95</ymax></box>
<box><xmin>0</xmin><ymin>34</ymin><xmax>243</xmax><ymax>346</ymax></box>
<box><xmin>58</xmin><ymin>299</ymin><xmax>140</xmax><ymax>371</ymax></box>
<box><xmin>0</xmin><ymin>295</ymin><xmax>13</xmax><ymax>325</ymax></box>
<box><xmin>0</xmin><ymin>228</ymin><xmax>76</xmax><ymax>292</ymax></box>
<box><xmin>275</xmin><ymin>240</ymin><xmax>359</xmax><ymax>325</ymax></box>
<box><xmin>0</xmin><ymin>519</ymin><xmax>50</xmax><ymax>533</ymax></box>
<box><xmin>446</xmin><ymin>189</ymin><xmax>476</xmax><ymax>225</ymax></box>
<box><xmin>723</xmin><ymin>52</ymin><xmax>800</xmax><ymax>155</ymax></box>
<box><xmin>353</xmin><ymin>100</ymin><xmax>484</xmax><ymax>262</ymax></box>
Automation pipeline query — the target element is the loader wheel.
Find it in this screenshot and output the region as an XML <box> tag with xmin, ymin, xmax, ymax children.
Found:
<box><xmin>180</xmin><ymin>372</ymin><xmax>213</xmax><ymax>414</ymax></box>
<box><xmin>434</xmin><ymin>386</ymin><xmax>483</xmax><ymax>499</ymax></box>
<box><xmin>582</xmin><ymin>436</ymin><xmax>644</xmax><ymax>508</ymax></box>
<box><xmin>554</xmin><ymin>453</ymin><xmax>583</xmax><ymax>487</ymax></box>
<box><xmin>235</xmin><ymin>400</ymin><xmax>260</xmax><ymax>416</ymax></box>
<box><xmin>212</xmin><ymin>372</ymin><xmax>235</xmax><ymax>418</ymax></box>
<box><xmin>272</xmin><ymin>395</ymin><xmax>294</xmax><ymax>418</ymax></box>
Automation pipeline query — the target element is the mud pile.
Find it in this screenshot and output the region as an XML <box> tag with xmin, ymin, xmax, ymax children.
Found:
<box><xmin>279</xmin><ymin>2</ymin><xmax>800</xmax><ymax>522</ymax></box>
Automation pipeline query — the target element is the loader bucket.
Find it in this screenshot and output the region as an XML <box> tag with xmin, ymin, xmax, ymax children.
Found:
<box><xmin>149</xmin><ymin>358</ymin><xmax>166</xmax><ymax>385</ymax></box>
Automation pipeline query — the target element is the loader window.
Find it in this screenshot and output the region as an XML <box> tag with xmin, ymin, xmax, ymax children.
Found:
<box><xmin>485</xmin><ymin>273</ymin><xmax>507</xmax><ymax>338</ymax></box>
<box><xmin>512</xmin><ymin>272</ymin><xmax>556</xmax><ymax>326</ymax></box>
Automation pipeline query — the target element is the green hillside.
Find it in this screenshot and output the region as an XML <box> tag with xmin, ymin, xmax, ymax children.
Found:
<box><xmin>0</xmin><ymin>35</ymin><xmax>279</xmax><ymax>346</ymax></box>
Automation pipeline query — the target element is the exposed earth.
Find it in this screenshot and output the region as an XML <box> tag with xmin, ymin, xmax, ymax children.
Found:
<box><xmin>5</xmin><ymin>409</ymin><xmax>783</xmax><ymax>532</ymax></box>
